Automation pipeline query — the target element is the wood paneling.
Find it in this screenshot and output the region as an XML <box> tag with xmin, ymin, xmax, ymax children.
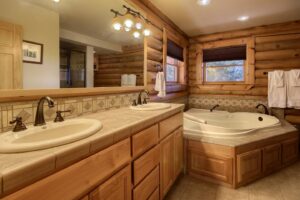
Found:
<box><xmin>174</xmin><ymin>128</ymin><xmax>183</xmax><ymax>178</ymax></box>
<box><xmin>159</xmin><ymin>113</ymin><xmax>183</xmax><ymax>139</ymax></box>
<box><xmin>262</xmin><ymin>144</ymin><xmax>282</xmax><ymax>174</ymax></box>
<box><xmin>282</xmin><ymin>138</ymin><xmax>299</xmax><ymax>165</ymax></box>
<box><xmin>0</xmin><ymin>20</ymin><xmax>23</xmax><ymax>89</ymax></box>
<box><xmin>89</xmin><ymin>165</ymin><xmax>131</xmax><ymax>200</ymax></box>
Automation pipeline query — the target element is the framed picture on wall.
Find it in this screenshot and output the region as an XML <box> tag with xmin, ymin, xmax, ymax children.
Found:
<box><xmin>22</xmin><ymin>40</ymin><xmax>43</xmax><ymax>64</ymax></box>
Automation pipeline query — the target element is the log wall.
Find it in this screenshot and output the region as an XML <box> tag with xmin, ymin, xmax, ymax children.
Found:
<box><xmin>94</xmin><ymin>45</ymin><xmax>144</xmax><ymax>87</ymax></box>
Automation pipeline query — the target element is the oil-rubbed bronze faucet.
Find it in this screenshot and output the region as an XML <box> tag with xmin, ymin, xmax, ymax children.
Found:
<box><xmin>34</xmin><ymin>96</ymin><xmax>55</xmax><ymax>126</ymax></box>
<box><xmin>210</xmin><ymin>104</ymin><xmax>220</xmax><ymax>112</ymax></box>
<box><xmin>137</xmin><ymin>90</ymin><xmax>150</xmax><ymax>105</ymax></box>
<box><xmin>256</xmin><ymin>104</ymin><xmax>269</xmax><ymax>115</ymax></box>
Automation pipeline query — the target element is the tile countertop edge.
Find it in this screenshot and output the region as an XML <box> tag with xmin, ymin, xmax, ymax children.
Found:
<box><xmin>0</xmin><ymin>103</ymin><xmax>184</xmax><ymax>197</ymax></box>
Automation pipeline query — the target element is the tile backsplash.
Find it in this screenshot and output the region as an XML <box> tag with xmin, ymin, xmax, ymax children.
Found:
<box><xmin>0</xmin><ymin>92</ymin><xmax>139</xmax><ymax>133</ymax></box>
<box><xmin>189</xmin><ymin>95</ymin><xmax>268</xmax><ymax>112</ymax></box>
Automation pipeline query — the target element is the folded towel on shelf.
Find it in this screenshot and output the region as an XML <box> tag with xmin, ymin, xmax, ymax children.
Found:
<box><xmin>289</xmin><ymin>70</ymin><xmax>300</xmax><ymax>86</ymax></box>
<box><xmin>268</xmin><ymin>71</ymin><xmax>287</xmax><ymax>108</ymax></box>
<box><xmin>154</xmin><ymin>72</ymin><xmax>166</xmax><ymax>98</ymax></box>
<box><xmin>287</xmin><ymin>71</ymin><xmax>300</xmax><ymax>109</ymax></box>
<box><xmin>121</xmin><ymin>74</ymin><xmax>128</xmax><ymax>86</ymax></box>
<box><xmin>128</xmin><ymin>74</ymin><xmax>137</xmax><ymax>86</ymax></box>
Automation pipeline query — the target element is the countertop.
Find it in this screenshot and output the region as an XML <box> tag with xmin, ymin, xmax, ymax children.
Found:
<box><xmin>184</xmin><ymin>120</ymin><xmax>298</xmax><ymax>147</ymax></box>
<box><xmin>0</xmin><ymin>104</ymin><xmax>184</xmax><ymax>197</ymax></box>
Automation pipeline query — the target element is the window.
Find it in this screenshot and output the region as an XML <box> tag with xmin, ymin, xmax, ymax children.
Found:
<box><xmin>203</xmin><ymin>45</ymin><xmax>246</xmax><ymax>83</ymax></box>
<box><xmin>205</xmin><ymin>60</ymin><xmax>244</xmax><ymax>82</ymax></box>
<box><xmin>166</xmin><ymin>56</ymin><xmax>178</xmax><ymax>82</ymax></box>
<box><xmin>166</xmin><ymin>40</ymin><xmax>184</xmax><ymax>83</ymax></box>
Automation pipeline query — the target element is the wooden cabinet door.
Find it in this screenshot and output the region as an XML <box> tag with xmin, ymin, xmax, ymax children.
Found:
<box><xmin>237</xmin><ymin>149</ymin><xmax>262</xmax><ymax>185</ymax></box>
<box><xmin>262</xmin><ymin>143</ymin><xmax>281</xmax><ymax>174</ymax></box>
<box><xmin>0</xmin><ymin>20</ymin><xmax>23</xmax><ymax>89</ymax></box>
<box><xmin>282</xmin><ymin>138</ymin><xmax>299</xmax><ymax>165</ymax></box>
<box><xmin>90</xmin><ymin>165</ymin><xmax>131</xmax><ymax>200</ymax></box>
<box><xmin>160</xmin><ymin>133</ymin><xmax>174</xmax><ymax>198</ymax></box>
<box><xmin>174</xmin><ymin>128</ymin><xmax>183</xmax><ymax>178</ymax></box>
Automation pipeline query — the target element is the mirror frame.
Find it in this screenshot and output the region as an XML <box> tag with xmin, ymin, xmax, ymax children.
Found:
<box><xmin>0</xmin><ymin>86</ymin><xmax>145</xmax><ymax>103</ymax></box>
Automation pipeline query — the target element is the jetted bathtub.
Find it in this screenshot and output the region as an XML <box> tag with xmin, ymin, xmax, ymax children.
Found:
<box><xmin>184</xmin><ymin>109</ymin><xmax>281</xmax><ymax>138</ymax></box>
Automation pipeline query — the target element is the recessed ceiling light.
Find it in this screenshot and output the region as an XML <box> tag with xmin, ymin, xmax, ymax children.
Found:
<box><xmin>197</xmin><ymin>0</ymin><xmax>211</xmax><ymax>6</ymax></box>
<box><xmin>53</xmin><ymin>0</ymin><xmax>60</xmax><ymax>3</ymax></box>
<box><xmin>238</xmin><ymin>16</ymin><xmax>249</xmax><ymax>21</ymax></box>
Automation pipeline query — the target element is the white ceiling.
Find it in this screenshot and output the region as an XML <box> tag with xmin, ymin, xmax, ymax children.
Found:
<box><xmin>24</xmin><ymin>0</ymin><xmax>143</xmax><ymax>49</ymax></box>
<box><xmin>150</xmin><ymin>0</ymin><xmax>300</xmax><ymax>36</ymax></box>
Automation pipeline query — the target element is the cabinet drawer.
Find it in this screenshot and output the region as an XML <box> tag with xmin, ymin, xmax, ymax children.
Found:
<box><xmin>90</xmin><ymin>165</ymin><xmax>131</xmax><ymax>200</ymax></box>
<box><xmin>159</xmin><ymin>113</ymin><xmax>183</xmax><ymax>139</ymax></box>
<box><xmin>4</xmin><ymin>139</ymin><xmax>131</xmax><ymax>200</ymax></box>
<box><xmin>133</xmin><ymin>167</ymin><xmax>159</xmax><ymax>200</ymax></box>
<box><xmin>133</xmin><ymin>145</ymin><xmax>160</xmax><ymax>185</ymax></box>
<box><xmin>132</xmin><ymin>124</ymin><xmax>159</xmax><ymax>157</ymax></box>
<box><xmin>148</xmin><ymin>187</ymin><xmax>159</xmax><ymax>200</ymax></box>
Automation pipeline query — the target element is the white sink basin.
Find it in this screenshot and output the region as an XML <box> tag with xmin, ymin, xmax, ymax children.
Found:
<box><xmin>0</xmin><ymin>119</ymin><xmax>102</xmax><ymax>153</ymax></box>
<box><xmin>130</xmin><ymin>103</ymin><xmax>171</xmax><ymax>111</ymax></box>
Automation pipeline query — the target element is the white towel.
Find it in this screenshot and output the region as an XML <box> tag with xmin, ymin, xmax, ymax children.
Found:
<box><xmin>121</xmin><ymin>74</ymin><xmax>128</xmax><ymax>86</ymax></box>
<box><xmin>268</xmin><ymin>71</ymin><xmax>287</xmax><ymax>108</ymax></box>
<box><xmin>287</xmin><ymin>71</ymin><xmax>300</xmax><ymax>109</ymax></box>
<box><xmin>154</xmin><ymin>72</ymin><xmax>166</xmax><ymax>97</ymax></box>
<box><xmin>289</xmin><ymin>70</ymin><xmax>300</xmax><ymax>86</ymax></box>
<box><xmin>274</xmin><ymin>70</ymin><xmax>285</xmax><ymax>87</ymax></box>
<box><xmin>128</xmin><ymin>74</ymin><xmax>137</xmax><ymax>86</ymax></box>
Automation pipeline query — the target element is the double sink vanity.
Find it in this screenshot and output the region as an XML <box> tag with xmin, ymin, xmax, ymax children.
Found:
<box><xmin>0</xmin><ymin>95</ymin><xmax>184</xmax><ymax>200</ymax></box>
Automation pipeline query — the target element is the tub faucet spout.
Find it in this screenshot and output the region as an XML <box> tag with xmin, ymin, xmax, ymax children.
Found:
<box><xmin>255</xmin><ymin>104</ymin><xmax>269</xmax><ymax>115</ymax></box>
<box><xmin>210</xmin><ymin>104</ymin><xmax>220</xmax><ymax>112</ymax></box>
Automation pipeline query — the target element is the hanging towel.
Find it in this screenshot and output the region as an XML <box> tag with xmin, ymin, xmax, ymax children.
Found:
<box><xmin>274</xmin><ymin>70</ymin><xmax>285</xmax><ymax>87</ymax></box>
<box><xmin>121</xmin><ymin>74</ymin><xmax>128</xmax><ymax>86</ymax></box>
<box><xmin>268</xmin><ymin>71</ymin><xmax>287</xmax><ymax>108</ymax></box>
<box><xmin>128</xmin><ymin>74</ymin><xmax>137</xmax><ymax>86</ymax></box>
<box><xmin>287</xmin><ymin>70</ymin><xmax>300</xmax><ymax>109</ymax></box>
<box><xmin>154</xmin><ymin>72</ymin><xmax>166</xmax><ymax>97</ymax></box>
<box><xmin>289</xmin><ymin>70</ymin><xmax>300</xmax><ymax>86</ymax></box>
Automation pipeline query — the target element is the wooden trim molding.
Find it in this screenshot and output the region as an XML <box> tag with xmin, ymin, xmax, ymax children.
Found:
<box><xmin>0</xmin><ymin>86</ymin><xmax>145</xmax><ymax>103</ymax></box>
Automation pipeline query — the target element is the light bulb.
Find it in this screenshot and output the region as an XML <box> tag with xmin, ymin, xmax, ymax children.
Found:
<box><xmin>124</xmin><ymin>19</ymin><xmax>133</xmax><ymax>28</ymax></box>
<box><xmin>124</xmin><ymin>27</ymin><xmax>131</xmax><ymax>32</ymax></box>
<box><xmin>197</xmin><ymin>0</ymin><xmax>210</xmax><ymax>6</ymax></box>
<box><xmin>133</xmin><ymin>31</ymin><xmax>141</xmax><ymax>39</ymax></box>
<box><xmin>143</xmin><ymin>29</ymin><xmax>151</xmax><ymax>36</ymax></box>
<box><xmin>113</xmin><ymin>22</ymin><xmax>122</xmax><ymax>31</ymax></box>
<box><xmin>237</xmin><ymin>16</ymin><xmax>249</xmax><ymax>21</ymax></box>
<box><xmin>53</xmin><ymin>0</ymin><xmax>60</xmax><ymax>2</ymax></box>
<box><xmin>135</xmin><ymin>22</ymin><xmax>143</xmax><ymax>30</ymax></box>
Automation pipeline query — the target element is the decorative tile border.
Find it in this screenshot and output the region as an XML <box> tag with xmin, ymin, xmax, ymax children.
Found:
<box><xmin>0</xmin><ymin>93</ymin><xmax>139</xmax><ymax>134</ymax></box>
<box><xmin>189</xmin><ymin>95</ymin><xmax>268</xmax><ymax>113</ymax></box>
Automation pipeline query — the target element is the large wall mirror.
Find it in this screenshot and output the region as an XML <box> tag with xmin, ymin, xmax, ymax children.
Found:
<box><xmin>0</xmin><ymin>0</ymin><xmax>145</xmax><ymax>92</ymax></box>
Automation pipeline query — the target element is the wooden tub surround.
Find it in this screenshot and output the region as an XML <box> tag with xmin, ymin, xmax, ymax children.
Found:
<box><xmin>0</xmin><ymin>104</ymin><xmax>184</xmax><ymax>200</ymax></box>
<box><xmin>185</xmin><ymin>121</ymin><xmax>299</xmax><ymax>188</ymax></box>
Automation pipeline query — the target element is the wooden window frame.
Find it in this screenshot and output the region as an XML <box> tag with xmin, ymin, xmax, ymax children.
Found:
<box><xmin>195</xmin><ymin>37</ymin><xmax>255</xmax><ymax>91</ymax></box>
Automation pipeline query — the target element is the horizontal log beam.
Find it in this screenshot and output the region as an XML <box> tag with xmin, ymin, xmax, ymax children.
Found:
<box><xmin>255</xmin><ymin>49</ymin><xmax>300</xmax><ymax>61</ymax></box>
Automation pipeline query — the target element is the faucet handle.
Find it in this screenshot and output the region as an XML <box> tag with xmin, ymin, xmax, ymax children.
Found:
<box><xmin>54</xmin><ymin>110</ymin><xmax>71</xmax><ymax>122</ymax></box>
<box><xmin>132</xmin><ymin>100</ymin><xmax>137</xmax><ymax>106</ymax></box>
<box><xmin>143</xmin><ymin>97</ymin><xmax>150</xmax><ymax>104</ymax></box>
<box><xmin>10</xmin><ymin>117</ymin><xmax>27</xmax><ymax>132</ymax></box>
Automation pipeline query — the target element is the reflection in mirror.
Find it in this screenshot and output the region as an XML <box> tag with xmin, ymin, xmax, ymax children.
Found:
<box><xmin>0</xmin><ymin>0</ymin><xmax>146</xmax><ymax>90</ymax></box>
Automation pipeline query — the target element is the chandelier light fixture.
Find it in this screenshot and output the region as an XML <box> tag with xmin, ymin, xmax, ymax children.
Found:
<box><xmin>111</xmin><ymin>5</ymin><xmax>153</xmax><ymax>38</ymax></box>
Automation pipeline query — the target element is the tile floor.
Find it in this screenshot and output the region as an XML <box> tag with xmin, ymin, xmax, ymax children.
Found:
<box><xmin>166</xmin><ymin>161</ymin><xmax>300</xmax><ymax>200</ymax></box>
